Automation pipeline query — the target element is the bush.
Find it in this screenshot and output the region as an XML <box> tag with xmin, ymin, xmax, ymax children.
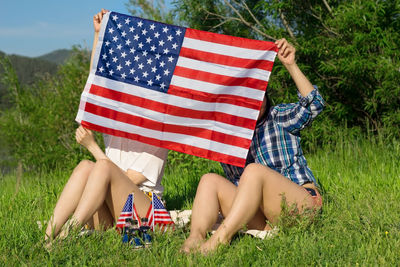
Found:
<box><xmin>174</xmin><ymin>0</ymin><xmax>400</xmax><ymax>138</ymax></box>
<box><xmin>0</xmin><ymin>48</ymin><xmax>94</xmax><ymax>171</ymax></box>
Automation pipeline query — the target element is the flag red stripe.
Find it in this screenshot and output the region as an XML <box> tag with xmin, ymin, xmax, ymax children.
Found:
<box><xmin>173</xmin><ymin>66</ymin><xmax>267</xmax><ymax>91</ymax></box>
<box><xmin>179</xmin><ymin>47</ymin><xmax>275</xmax><ymax>71</ymax></box>
<box><xmin>148</xmin><ymin>213</ymin><xmax>153</xmax><ymax>228</ymax></box>
<box><xmin>81</xmin><ymin>121</ymin><xmax>247</xmax><ymax>167</ymax></box>
<box><xmin>168</xmin><ymin>84</ymin><xmax>262</xmax><ymax>110</ymax></box>
<box><xmin>132</xmin><ymin>200</ymin><xmax>141</xmax><ymax>226</ymax></box>
<box><xmin>90</xmin><ymin>84</ymin><xmax>256</xmax><ymax>130</ymax></box>
<box><xmin>84</xmin><ymin>102</ymin><xmax>251</xmax><ymax>149</ymax></box>
<box><xmin>145</xmin><ymin>204</ymin><xmax>153</xmax><ymax>218</ymax></box>
<box><xmin>185</xmin><ymin>28</ymin><xmax>278</xmax><ymax>51</ymax></box>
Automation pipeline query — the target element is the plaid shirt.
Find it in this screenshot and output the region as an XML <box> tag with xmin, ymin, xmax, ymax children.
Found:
<box><xmin>221</xmin><ymin>87</ymin><xmax>325</xmax><ymax>186</ymax></box>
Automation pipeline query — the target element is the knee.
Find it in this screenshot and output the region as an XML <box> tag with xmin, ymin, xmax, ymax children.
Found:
<box><xmin>93</xmin><ymin>159</ymin><xmax>114</xmax><ymax>174</ymax></box>
<box><xmin>240</xmin><ymin>163</ymin><xmax>274</xmax><ymax>184</ymax></box>
<box><xmin>76</xmin><ymin>159</ymin><xmax>94</xmax><ymax>170</ymax></box>
<box><xmin>84</xmin><ymin>159</ymin><xmax>115</xmax><ymax>183</ymax></box>
<box><xmin>70</xmin><ymin>160</ymin><xmax>94</xmax><ymax>181</ymax></box>
<box><xmin>198</xmin><ymin>173</ymin><xmax>220</xmax><ymax>190</ymax></box>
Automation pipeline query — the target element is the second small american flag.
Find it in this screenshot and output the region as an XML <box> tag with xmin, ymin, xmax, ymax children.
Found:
<box><xmin>76</xmin><ymin>11</ymin><xmax>277</xmax><ymax>167</ymax></box>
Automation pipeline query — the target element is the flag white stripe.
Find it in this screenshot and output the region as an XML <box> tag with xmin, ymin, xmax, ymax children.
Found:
<box><xmin>182</xmin><ymin>37</ymin><xmax>277</xmax><ymax>61</ymax></box>
<box><xmin>170</xmin><ymin>75</ymin><xmax>265</xmax><ymax>100</ymax></box>
<box><xmin>81</xmin><ymin>93</ymin><xmax>254</xmax><ymax>139</ymax></box>
<box><xmin>82</xmin><ymin>112</ymin><xmax>249</xmax><ymax>158</ymax></box>
<box><xmin>176</xmin><ymin>56</ymin><xmax>271</xmax><ymax>81</ymax></box>
<box><xmin>90</xmin><ymin>75</ymin><xmax>261</xmax><ymax>117</ymax></box>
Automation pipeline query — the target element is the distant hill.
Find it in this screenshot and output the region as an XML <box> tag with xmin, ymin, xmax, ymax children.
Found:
<box><xmin>37</xmin><ymin>49</ymin><xmax>72</xmax><ymax>65</ymax></box>
<box><xmin>0</xmin><ymin>49</ymin><xmax>73</xmax><ymax>108</ymax></box>
<box><xmin>0</xmin><ymin>52</ymin><xmax>58</xmax><ymax>84</ymax></box>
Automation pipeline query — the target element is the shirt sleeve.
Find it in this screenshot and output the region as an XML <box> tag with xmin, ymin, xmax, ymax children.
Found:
<box><xmin>220</xmin><ymin>163</ymin><xmax>243</xmax><ymax>186</ymax></box>
<box><xmin>220</xmin><ymin>149</ymin><xmax>254</xmax><ymax>186</ymax></box>
<box><xmin>104</xmin><ymin>135</ymin><xmax>168</xmax><ymax>187</ymax></box>
<box><xmin>127</xmin><ymin>152</ymin><xmax>166</xmax><ymax>186</ymax></box>
<box><xmin>271</xmin><ymin>86</ymin><xmax>325</xmax><ymax>134</ymax></box>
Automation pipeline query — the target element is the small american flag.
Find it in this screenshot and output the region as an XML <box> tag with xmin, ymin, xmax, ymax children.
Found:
<box><xmin>76</xmin><ymin>11</ymin><xmax>277</xmax><ymax>167</ymax></box>
<box><xmin>116</xmin><ymin>193</ymin><xmax>137</xmax><ymax>229</ymax></box>
<box><xmin>149</xmin><ymin>193</ymin><xmax>174</xmax><ymax>232</ymax></box>
<box><xmin>116</xmin><ymin>193</ymin><xmax>174</xmax><ymax>232</ymax></box>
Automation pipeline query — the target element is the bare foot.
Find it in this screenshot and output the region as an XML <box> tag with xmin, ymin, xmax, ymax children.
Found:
<box><xmin>180</xmin><ymin>236</ymin><xmax>205</xmax><ymax>253</ymax></box>
<box><xmin>57</xmin><ymin>218</ymin><xmax>80</xmax><ymax>240</ymax></box>
<box><xmin>43</xmin><ymin>238</ymin><xmax>56</xmax><ymax>252</ymax></box>
<box><xmin>199</xmin><ymin>231</ymin><xmax>230</xmax><ymax>254</ymax></box>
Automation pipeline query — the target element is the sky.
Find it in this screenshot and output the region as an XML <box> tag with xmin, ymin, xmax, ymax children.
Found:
<box><xmin>0</xmin><ymin>1</ymin><xmax>131</xmax><ymax>57</ymax></box>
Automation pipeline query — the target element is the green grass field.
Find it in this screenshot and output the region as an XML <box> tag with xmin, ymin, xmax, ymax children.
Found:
<box><xmin>1</xmin><ymin>135</ymin><xmax>399</xmax><ymax>266</ymax></box>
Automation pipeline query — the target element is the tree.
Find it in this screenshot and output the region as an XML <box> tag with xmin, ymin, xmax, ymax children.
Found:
<box><xmin>0</xmin><ymin>49</ymin><xmax>93</xmax><ymax>171</ymax></box>
<box><xmin>125</xmin><ymin>0</ymin><xmax>178</xmax><ymax>24</ymax></box>
<box><xmin>173</xmin><ymin>0</ymin><xmax>400</xmax><ymax>137</ymax></box>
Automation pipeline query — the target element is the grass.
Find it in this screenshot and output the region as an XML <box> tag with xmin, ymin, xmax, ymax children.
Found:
<box><xmin>1</xmin><ymin>134</ymin><xmax>399</xmax><ymax>266</ymax></box>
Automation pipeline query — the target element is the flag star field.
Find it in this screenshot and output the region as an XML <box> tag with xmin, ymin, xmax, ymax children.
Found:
<box><xmin>96</xmin><ymin>13</ymin><xmax>185</xmax><ymax>93</ymax></box>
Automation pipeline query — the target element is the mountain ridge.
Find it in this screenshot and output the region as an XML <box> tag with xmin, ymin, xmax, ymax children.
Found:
<box><xmin>0</xmin><ymin>49</ymin><xmax>73</xmax><ymax>65</ymax></box>
<box><xmin>0</xmin><ymin>49</ymin><xmax>73</xmax><ymax>107</ymax></box>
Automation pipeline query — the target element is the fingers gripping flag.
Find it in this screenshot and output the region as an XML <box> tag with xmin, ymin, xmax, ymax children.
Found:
<box><xmin>76</xmin><ymin>11</ymin><xmax>277</xmax><ymax>167</ymax></box>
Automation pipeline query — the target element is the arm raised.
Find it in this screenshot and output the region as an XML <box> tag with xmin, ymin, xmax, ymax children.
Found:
<box><xmin>275</xmin><ymin>38</ymin><xmax>314</xmax><ymax>97</ymax></box>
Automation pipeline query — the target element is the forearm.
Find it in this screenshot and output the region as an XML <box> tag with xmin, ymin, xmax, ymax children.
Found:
<box><xmin>89</xmin><ymin>32</ymin><xmax>99</xmax><ymax>71</ymax></box>
<box><xmin>126</xmin><ymin>170</ymin><xmax>148</xmax><ymax>185</ymax></box>
<box><xmin>284</xmin><ymin>63</ymin><xmax>314</xmax><ymax>97</ymax></box>
<box><xmin>85</xmin><ymin>141</ymin><xmax>108</xmax><ymax>161</ymax></box>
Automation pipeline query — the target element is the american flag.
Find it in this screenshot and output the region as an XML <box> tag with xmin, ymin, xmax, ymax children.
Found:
<box><xmin>116</xmin><ymin>193</ymin><xmax>137</xmax><ymax>229</ymax></box>
<box><xmin>116</xmin><ymin>193</ymin><xmax>174</xmax><ymax>232</ymax></box>
<box><xmin>149</xmin><ymin>193</ymin><xmax>174</xmax><ymax>232</ymax></box>
<box><xmin>76</xmin><ymin>11</ymin><xmax>277</xmax><ymax>167</ymax></box>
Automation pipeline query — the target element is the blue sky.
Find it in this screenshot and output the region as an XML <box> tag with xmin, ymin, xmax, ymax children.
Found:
<box><xmin>0</xmin><ymin>1</ymin><xmax>131</xmax><ymax>57</ymax></box>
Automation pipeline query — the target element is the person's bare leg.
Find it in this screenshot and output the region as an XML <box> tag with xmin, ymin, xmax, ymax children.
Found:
<box><xmin>86</xmin><ymin>203</ymin><xmax>114</xmax><ymax>230</ymax></box>
<box><xmin>45</xmin><ymin>160</ymin><xmax>94</xmax><ymax>240</ymax></box>
<box><xmin>59</xmin><ymin>159</ymin><xmax>150</xmax><ymax>238</ymax></box>
<box><xmin>181</xmin><ymin>174</ymin><xmax>235</xmax><ymax>253</ymax></box>
<box><xmin>200</xmin><ymin>163</ymin><xmax>318</xmax><ymax>253</ymax></box>
<box><xmin>181</xmin><ymin>173</ymin><xmax>266</xmax><ymax>253</ymax></box>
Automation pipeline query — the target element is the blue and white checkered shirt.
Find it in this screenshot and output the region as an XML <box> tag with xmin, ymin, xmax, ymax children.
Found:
<box><xmin>221</xmin><ymin>87</ymin><xmax>325</xmax><ymax>186</ymax></box>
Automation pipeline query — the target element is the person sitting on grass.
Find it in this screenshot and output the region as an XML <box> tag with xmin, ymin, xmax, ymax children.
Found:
<box><xmin>181</xmin><ymin>38</ymin><xmax>325</xmax><ymax>254</ymax></box>
<box><xmin>45</xmin><ymin>9</ymin><xmax>172</xmax><ymax>245</ymax></box>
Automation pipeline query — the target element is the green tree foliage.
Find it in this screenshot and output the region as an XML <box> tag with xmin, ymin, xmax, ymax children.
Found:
<box><xmin>0</xmin><ymin>49</ymin><xmax>93</xmax><ymax>171</ymax></box>
<box><xmin>1</xmin><ymin>1</ymin><xmax>398</xmax><ymax>171</ymax></box>
<box><xmin>173</xmin><ymin>0</ymin><xmax>400</xmax><ymax>138</ymax></box>
<box><xmin>125</xmin><ymin>0</ymin><xmax>178</xmax><ymax>24</ymax></box>
<box><xmin>0</xmin><ymin>52</ymin><xmax>59</xmax><ymax>108</ymax></box>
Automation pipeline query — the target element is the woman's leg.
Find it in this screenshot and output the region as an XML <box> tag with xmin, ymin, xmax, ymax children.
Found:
<box><xmin>59</xmin><ymin>159</ymin><xmax>150</xmax><ymax>237</ymax></box>
<box><xmin>45</xmin><ymin>160</ymin><xmax>94</xmax><ymax>240</ymax></box>
<box><xmin>181</xmin><ymin>173</ymin><xmax>266</xmax><ymax>252</ymax></box>
<box><xmin>86</xmin><ymin>203</ymin><xmax>114</xmax><ymax>230</ymax></box>
<box><xmin>200</xmin><ymin>163</ymin><xmax>319</xmax><ymax>253</ymax></box>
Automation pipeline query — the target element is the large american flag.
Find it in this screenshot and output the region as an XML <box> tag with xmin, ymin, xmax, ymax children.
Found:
<box><xmin>76</xmin><ymin>11</ymin><xmax>277</xmax><ymax>167</ymax></box>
